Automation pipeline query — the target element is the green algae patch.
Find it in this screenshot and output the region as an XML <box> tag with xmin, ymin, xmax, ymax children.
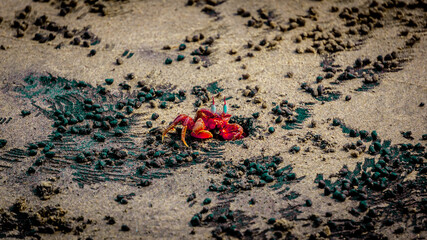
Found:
<box><xmin>284</xmin><ymin>191</ymin><xmax>300</xmax><ymax>200</ymax></box>
<box><xmin>355</xmin><ymin>82</ymin><xmax>380</xmax><ymax>92</ymax></box>
<box><xmin>315</xmin><ymin>92</ymin><xmax>341</xmax><ymax>102</ymax></box>
<box><xmin>17</xmin><ymin>74</ymin><xmax>94</xmax><ymax>100</ymax></box>
<box><xmin>206</xmin><ymin>81</ymin><xmax>224</xmax><ymax>94</ymax></box>
<box><xmin>282</xmin><ymin>108</ymin><xmax>311</xmax><ymax>130</ymax></box>
<box><xmin>230</xmin><ymin>140</ymin><xmax>244</xmax><ymax>145</ymax></box>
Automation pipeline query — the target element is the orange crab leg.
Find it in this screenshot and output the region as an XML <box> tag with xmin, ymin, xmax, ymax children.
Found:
<box><xmin>181</xmin><ymin>125</ymin><xmax>189</xmax><ymax>147</ymax></box>
<box><xmin>162</xmin><ymin>114</ymin><xmax>195</xmax><ymax>147</ymax></box>
<box><xmin>190</xmin><ymin>118</ymin><xmax>213</xmax><ymax>140</ymax></box>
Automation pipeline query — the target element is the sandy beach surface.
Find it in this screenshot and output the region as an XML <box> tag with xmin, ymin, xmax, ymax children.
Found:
<box><xmin>0</xmin><ymin>0</ymin><xmax>426</xmax><ymax>239</ymax></box>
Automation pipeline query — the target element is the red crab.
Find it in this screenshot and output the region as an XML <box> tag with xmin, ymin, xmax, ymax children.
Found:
<box><xmin>162</xmin><ymin>97</ymin><xmax>245</xmax><ymax>147</ymax></box>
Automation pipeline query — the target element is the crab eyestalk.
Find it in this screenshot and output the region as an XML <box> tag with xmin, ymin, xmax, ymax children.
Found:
<box><xmin>211</xmin><ymin>97</ymin><xmax>217</xmax><ymax>113</ymax></box>
<box><xmin>223</xmin><ymin>97</ymin><xmax>228</xmax><ymax>114</ymax></box>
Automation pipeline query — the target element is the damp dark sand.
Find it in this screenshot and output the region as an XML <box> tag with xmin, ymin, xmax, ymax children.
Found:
<box><xmin>0</xmin><ymin>0</ymin><xmax>426</xmax><ymax>239</ymax></box>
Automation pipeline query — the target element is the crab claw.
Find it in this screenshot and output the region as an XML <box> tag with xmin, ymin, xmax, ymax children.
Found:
<box><xmin>191</xmin><ymin>118</ymin><xmax>213</xmax><ymax>140</ymax></box>
<box><xmin>162</xmin><ymin>114</ymin><xmax>195</xmax><ymax>147</ymax></box>
<box><xmin>219</xmin><ymin>123</ymin><xmax>244</xmax><ymax>140</ymax></box>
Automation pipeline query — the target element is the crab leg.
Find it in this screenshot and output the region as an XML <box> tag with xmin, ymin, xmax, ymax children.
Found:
<box><xmin>162</xmin><ymin>114</ymin><xmax>195</xmax><ymax>147</ymax></box>
<box><xmin>181</xmin><ymin>125</ymin><xmax>189</xmax><ymax>147</ymax></box>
